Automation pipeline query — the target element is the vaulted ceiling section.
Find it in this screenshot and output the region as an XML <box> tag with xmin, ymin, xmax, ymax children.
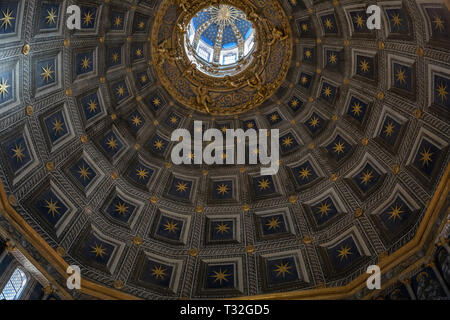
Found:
<box><xmin>0</xmin><ymin>0</ymin><xmax>449</xmax><ymax>300</ymax></box>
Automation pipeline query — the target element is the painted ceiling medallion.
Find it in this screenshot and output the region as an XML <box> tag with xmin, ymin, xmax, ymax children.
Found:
<box><xmin>151</xmin><ymin>0</ymin><xmax>292</xmax><ymax>115</ymax></box>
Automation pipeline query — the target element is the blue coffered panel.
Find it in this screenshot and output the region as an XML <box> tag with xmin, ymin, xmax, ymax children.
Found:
<box><xmin>80</xmin><ymin>5</ymin><xmax>97</xmax><ymax>30</ymax></box>
<box><xmin>75</xmin><ymin>51</ymin><xmax>94</xmax><ymax>76</ymax></box>
<box><xmin>291</xmin><ymin>160</ymin><xmax>319</xmax><ymax>187</ymax></box>
<box><xmin>127</xmin><ymin>110</ymin><xmax>145</xmax><ymax>134</ymax></box>
<box><xmin>303</xmin><ymin>47</ymin><xmax>315</xmax><ymax>62</ymax></box>
<box><xmin>425</xmin><ymin>7</ymin><xmax>450</xmax><ymax>39</ymax></box>
<box><xmin>280</xmin><ymin>132</ymin><xmax>299</xmax><ymax>154</ymax></box>
<box><xmin>298</xmin><ymin>19</ymin><xmax>314</xmax><ymax>38</ymax></box>
<box><xmin>132</xmin><ymin>42</ymin><xmax>145</xmax><ymax>62</ymax></box>
<box><xmin>326</xmin><ymin>135</ymin><xmax>353</xmax><ymax>162</ymax></box>
<box><xmin>127</xmin><ymin>160</ymin><xmax>154</xmax><ymax>187</ymax></box>
<box><xmin>252</xmin><ymin>175</ymin><xmax>276</xmax><ymax>197</ymax></box>
<box><xmin>266</xmin><ymin>257</ymin><xmax>299</xmax><ymax>285</ymax></box>
<box><xmin>288</xmin><ymin>0</ymin><xmax>306</xmax><ymax>9</ymax></box>
<box><xmin>433</xmin><ymin>74</ymin><xmax>449</xmax><ymax>109</ymax></box>
<box><xmin>0</xmin><ymin>1</ymin><xmax>19</xmax><ymax>35</ymax></box>
<box><xmin>0</xmin><ymin>69</ymin><xmax>14</xmax><ymax>106</ymax></box>
<box><xmin>326</xmin><ymin>50</ymin><xmax>340</xmax><ymax>69</ymax></box>
<box><xmin>136</xmin><ymin>70</ymin><xmax>151</xmax><ymax>88</ymax></box>
<box><xmin>204</xmin><ymin>264</ymin><xmax>235</xmax><ymax>289</ymax></box>
<box><xmin>386</xmin><ymin>8</ymin><xmax>409</xmax><ymax>34</ymax></box>
<box><xmin>304</xmin><ymin>112</ymin><xmax>325</xmax><ymax>136</ymax></box>
<box><xmin>155</xmin><ymin>215</ymin><xmax>184</xmax><ymax>241</ymax></box>
<box><xmin>81</xmin><ymin>234</ymin><xmax>114</xmax><ymax>267</ymax></box>
<box><xmin>378</xmin><ymin>116</ymin><xmax>402</xmax><ymax>146</ymax></box>
<box><xmin>320</xmin><ymin>13</ymin><xmax>338</xmax><ymax>34</ymax></box>
<box><xmin>107</xmin><ymin>46</ymin><xmax>122</xmax><ymax>68</ymax></box>
<box><xmin>411</xmin><ymin>139</ymin><xmax>441</xmax><ymax>177</ymax></box>
<box><xmin>111</xmin><ymin>80</ymin><xmax>130</xmax><ymax>102</ymax></box>
<box><xmin>132</xmin><ymin>13</ymin><xmax>148</xmax><ymax>33</ymax></box>
<box><xmin>242</xmin><ymin>119</ymin><xmax>257</xmax><ymax>130</ymax></box>
<box><xmin>311</xmin><ymin>196</ymin><xmax>339</xmax><ymax>225</ymax></box>
<box><xmin>3</xmin><ymin>133</ymin><xmax>32</xmax><ymax>174</ymax></box>
<box><xmin>69</xmin><ymin>158</ymin><xmax>97</xmax><ymax>189</ymax></box>
<box><xmin>35</xmin><ymin>189</ymin><xmax>68</xmax><ymax>226</ymax></box>
<box><xmin>260</xmin><ymin>214</ymin><xmax>287</xmax><ymax>236</ymax></box>
<box><xmin>346</xmin><ymin>96</ymin><xmax>368</xmax><ymax>123</ymax></box>
<box><xmin>212</xmin><ymin>180</ymin><xmax>233</xmax><ymax>200</ymax></box>
<box><xmin>392</xmin><ymin>63</ymin><xmax>413</xmax><ymax>92</ymax></box>
<box><xmin>288</xmin><ymin>96</ymin><xmax>303</xmax><ymax>113</ymax></box>
<box><xmin>38</xmin><ymin>2</ymin><xmax>60</xmax><ymax>31</ymax></box>
<box><xmin>43</xmin><ymin>109</ymin><xmax>69</xmax><ymax>145</ymax></box>
<box><xmin>327</xmin><ymin>237</ymin><xmax>361</xmax><ymax>271</ymax></box>
<box><xmin>165</xmin><ymin>112</ymin><xmax>181</xmax><ymax>129</ymax></box>
<box><xmin>352</xmin><ymin>163</ymin><xmax>382</xmax><ymax>194</ymax></box>
<box><xmin>149</xmin><ymin>134</ymin><xmax>168</xmax><ymax>155</ymax></box>
<box><xmin>110</xmin><ymin>11</ymin><xmax>125</xmax><ymax>31</ymax></box>
<box><xmin>99</xmin><ymin>130</ymin><xmax>125</xmax><ymax>159</ymax></box>
<box><xmin>106</xmin><ymin>195</ymin><xmax>136</xmax><ymax>224</ymax></box>
<box><xmin>147</xmin><ymin>92</ymin><xmax>165</xmax><ymax>112</ymax></box>
<box><xmin>266</xmin><ymin>111</ymin><xmax>283</xmax><ymax>126</ymax></box>
<box><xmin>168</xmin><ymin>177</ymin><xmax>192</xmax><ymax>200</ymax></box>
<box><xmin>36</xmin><ymin>58</ymin><xmax>57</xmax><ymax>88</ymax></box>
<box><xmin>209</xmin><ymin>220</ymin><xmax>234</xmax><ymax>241</ymax></box>
<box><xmin>298</xmin><ymin>72</ymin><xmax>313</xmax><ymax>89</ymax></box>
<box><xmin>80</xmin><ymin>91</ymin><xmax>103</xmax><ymax>121</ymax></box>
<box><xmin>349</xmin><ymin>10</ymin><xmax>370</xmax><ymax>33</ymax></box>
<box><xmin>379</xmin><ymin>197</ymin><xmax>412</xmax><ymax>231</ymax></box>
<box><xmin>356</xmin><ymin>55</ymin><xmax>375</xmax><ymax>80</ymax></box>
<box><xmin>140</xmin><ymin>259</ymin><xmax>173</xmax><ymax>289</ymax></box>
<box><xmin>320</xmin><ymin>81</ymin><xmax>338</xmax><ymax>104</ymax></box>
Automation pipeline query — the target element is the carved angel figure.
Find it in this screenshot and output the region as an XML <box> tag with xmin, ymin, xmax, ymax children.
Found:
<box><xmin>192</xmin><ymin>85</ymin><xmax>213</xmax><ymax>113</ymax></box>
<box><xmin>247</xmin><ymin>74</ymin><xmax>267</xmax><ymax>101</ymax></box>
<box><xmin>157</xmin><ymin>40</ymin><xmax>180</xmax><ymax>66</ymax></box>
<box><xmin>224</xmin><ymin>75</ymin><xmax>239</xmax><ymax>88</ymax></box>
<box><xmin>182</xmin><ymin>62</ymin><xmax>196</xmax><ymax>77</ymax></box>
<box><xmin>177</xmin><ymin>22</ymin><xmax>187</xmax><ymax>34</ymax></box>
<box><xmin>268</xmin><ymin>27</ymin><xmax>288</xmax><ymax>46</ymax></box>
<box><xmin>248</xmin><ymin>8</ymin><xmax>268</xmax><ymax>28</ymax></box>
<box><xmin>178</xmin><ymin>0</ymin><xmax>188</xmax><ymax>12</ymax></box>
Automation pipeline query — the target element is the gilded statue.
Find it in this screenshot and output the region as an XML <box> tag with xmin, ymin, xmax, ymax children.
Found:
<box><xmin>248</xmin><ymin>8</ymin><xmax>268</xmax><ymax>28</ymax></box>
<box><xmin>157</xmin><ymin>39</ymin><xmax>180</xmax><ymax>66</ymax></box>
<box><xmin>247</xmin><ymin>73</ymin><xmax>267</xmax><ymax>101</ymax></box>
<box><xmin>224</xmin><ymin>75</ymin><xmax>239</xmax><ymax>88</ymax></box>
<box><xmin>177</xmin><ymin>22</ymin><xmax>187</xmax><ymax>34</ymax></box>
<box><xmin>268</xmin><ymin>27</ymin><xmax>288</xmax><ymax>46</ymax></box>
<box><xmin>192</xmin><ymin>85</ymin><xmax>213</xmax><ymax>113</ymax></box>
<box><xmin>178</xmin><ymin>0</ymin><xmax>189</xmax><ymax>12</ymax></box>
<box><xmin>182</xmin><ymin>62</ymin><xmax>197</xmax><ymax>77</ymax></box>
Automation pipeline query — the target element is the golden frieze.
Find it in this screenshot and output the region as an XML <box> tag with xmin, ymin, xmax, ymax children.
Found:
<box><xmin>151</xmin><ymin>0</ymin><xmax>293</xmax><ymax>115</ymax></box>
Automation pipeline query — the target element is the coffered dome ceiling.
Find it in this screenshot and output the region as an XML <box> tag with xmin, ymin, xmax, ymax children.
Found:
<box><xmin>0</xmin><ymin>0</ymin><xmax>449</xmax><ymax>300</ymax></box>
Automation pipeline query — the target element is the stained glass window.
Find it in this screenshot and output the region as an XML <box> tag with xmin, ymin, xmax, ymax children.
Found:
<box><xmin>0</xmin><ymin>267</ymin><xmax>28</xmax><ymax>300</ymax></box>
